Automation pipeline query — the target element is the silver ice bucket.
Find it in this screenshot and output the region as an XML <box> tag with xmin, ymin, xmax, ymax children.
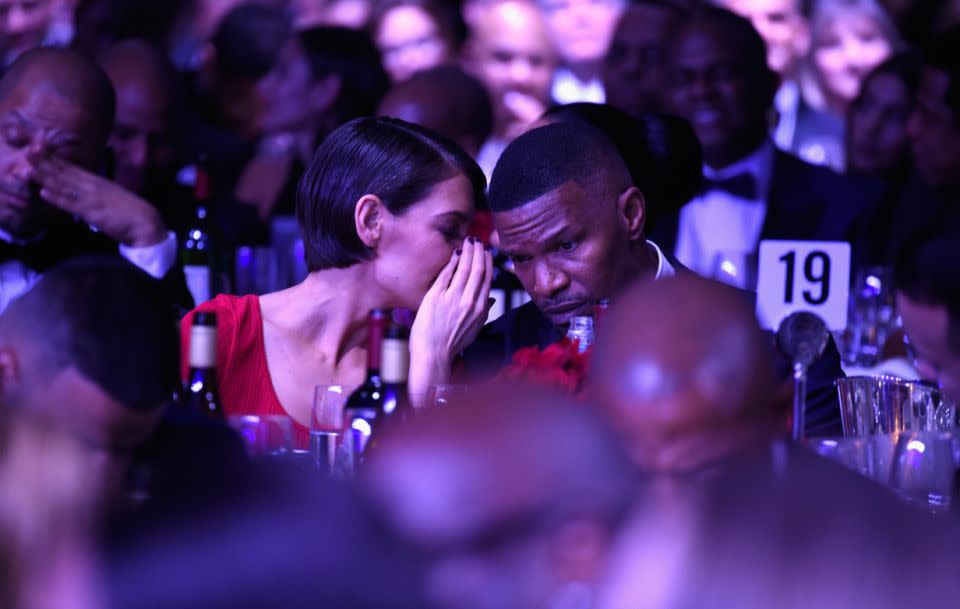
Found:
<box><xmin>836</xmin><ymin>376</ymin><xmax>957</xmax><ymax>436</ymax></box>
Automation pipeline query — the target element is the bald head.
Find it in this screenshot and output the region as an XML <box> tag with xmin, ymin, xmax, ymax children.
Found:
<box><xmin>0</xmin><ymin>47</ymin><xmax>116</xmax><ymax>154</ymax></box>
<box><xmin>99</xmin><ymin>40</ymin><xmax>177</xmax><ymax>193</ymax></box>
<box><xmin>378</xmin><ymin>66</ymin><xmax>492</xmax><ymax>157</ymax></box>
<box><xmin>589</xmin><ymin>275</ymin><xmax>784</xmax><ymax>472</ymax></box>
<box><xmin>465</xmin><ymin>0</ymin><xmax>556</xmax><ymax>137</ymax></box>
<box><xmin>363</xmin><ymin>382</ymin><xmax>634</xmax><ymax>609</ymax></box>
<box><xmin>365</xmin><ymin>382</ymin><xmax>633</xmax><ymax>546</ymax></box>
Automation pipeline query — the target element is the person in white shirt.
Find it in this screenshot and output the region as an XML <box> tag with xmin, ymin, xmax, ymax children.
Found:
<box><xmin>661</xmin><ymin>6</ymin><xmax>881</xmax><ymax>288</ymax></box>
<box><xmin>537</xmin><ymin>0</ymin><xmax>625</xmax><ymax>105</ymax></box>
<box><xmin>0</xmin><ymin>47</ymin><xmax>178</xmax><ymax>312</ymax></box>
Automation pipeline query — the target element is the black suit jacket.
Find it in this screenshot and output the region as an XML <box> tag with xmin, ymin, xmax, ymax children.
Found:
<box><xmin>0</xmin><ymin>216</ymin><xmax>194</xmax><ymax>312</ymax></box>
<box><xmin>462</xmin><ymin>274</ymin><xmax>845</xmax><ymax>437</ymax></box>
<box><xmin>649</xmin><ymin>150</ymin><xmax>885</xmax><ymax>271</ymax></box>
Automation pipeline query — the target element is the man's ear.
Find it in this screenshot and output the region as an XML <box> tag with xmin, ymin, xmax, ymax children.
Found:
<box><xmin>617</xmin><ymin>186</ymin><xmax>645</xmax><ymax>240</ymax></box>
<box><xmin>0</xmin><ymin>348</ymin><xmax>20</xmax><ymax>398</ymax></box>
<box><xmin>354</xmin><ymin>194</ymin><xmax>387</xmax><ymax>249</ymax></box>
<box><xmin>311</xmin><ymin>73</ymin><xmax>342</xmax><ymax>116</ymax></box>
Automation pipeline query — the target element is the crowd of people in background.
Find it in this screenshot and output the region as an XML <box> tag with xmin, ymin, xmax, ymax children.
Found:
<box><xmin>2</xmin><ymin>0</ymin><xmax>960</xmax><ymax>607</ymax></box>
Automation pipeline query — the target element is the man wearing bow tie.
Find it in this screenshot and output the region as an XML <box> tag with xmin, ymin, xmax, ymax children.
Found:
<box><xmin>655</xmin><ymin>7</ymin><xmax>882</xmax><ymax>286</ymax></box>
<box><xmin>0</xmin><ymin>47</ymin><xmax>188</xmax><ymax>313</ymax></box>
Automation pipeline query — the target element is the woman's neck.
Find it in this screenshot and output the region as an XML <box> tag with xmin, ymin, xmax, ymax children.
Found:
<box><xmin>265</xmin><ymin>266</ymin><xmax>392</xmax><ymax>364</ymax></box>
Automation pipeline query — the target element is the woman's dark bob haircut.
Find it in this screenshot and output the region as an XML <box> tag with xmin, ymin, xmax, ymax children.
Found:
<box><xmin>296</xmin><ymin>116</ymin><xmax>486</xmax><ymax>272</ymax></box>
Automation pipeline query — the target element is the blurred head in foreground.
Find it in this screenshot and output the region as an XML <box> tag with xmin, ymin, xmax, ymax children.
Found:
<box><xmin>589</xmin><ymin>275</ymin><xmax>786</xmax><ymax>479</ymax></box>
<box><xmin>597</xmin><ymin>451</ymin><xmax>959</xmax><ymax>609</ymax></box>
<box><xmin>0</xmin><ymin>258</ymin><xmax>179</xmax><ymax>505</ymax></box>
<box><xmin>363</xmin><ymin>382</ymin><xmax>636</xmax><ymax>609</ymax></box>
<box><xmin>104</xmin><ymin>471</ymin><xmax>426</xmax><ymax>609</ymax></box>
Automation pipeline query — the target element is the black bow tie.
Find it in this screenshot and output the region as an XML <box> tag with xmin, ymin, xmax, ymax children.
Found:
<box><xmin>702</xmin><ymin>173</ymin><xmax>758</xmax><ymax>200</ymax></box>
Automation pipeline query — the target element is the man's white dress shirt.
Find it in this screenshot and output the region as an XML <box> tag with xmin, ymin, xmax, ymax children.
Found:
<box><xmin>0</xmin><ymin>229</ymin><xmax>177</xmax><ymax>313</ymax></box>
<box><xmin>674</xmin><ymin>141</ymin><xmax>775</xmax><ymax>288</ymax></box>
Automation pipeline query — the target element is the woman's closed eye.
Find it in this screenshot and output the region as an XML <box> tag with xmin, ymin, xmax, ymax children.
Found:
<box><xmin>438</xmin><ymin>224</ymin><xmax>465</xmax><ymax>242</ymax></box>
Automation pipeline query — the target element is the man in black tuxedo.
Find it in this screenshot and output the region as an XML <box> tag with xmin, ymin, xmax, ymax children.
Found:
<box><xmin>650</xmin><ymin>6</ymin><xmax>882</xmax><ymax>280</ymax></box>
<box><xmin>0</xmin><ymin>47</ymin><xmax>188</xmax><ymax>312</ymax></box>
<box><xmin>462</xmin><ymin>121</ymin><xmax>845</xmax><ymax>435</ymax></box>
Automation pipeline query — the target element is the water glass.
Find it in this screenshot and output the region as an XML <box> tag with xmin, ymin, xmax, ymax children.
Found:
<box><xmin>227</xmin><ymin>415</ymin><xmax>293</xmax><ymax>459</ymax></box>
<box><xmin>843</xmin><ymin>266</ymin><xmax>897</xmax><ymax>367</ymax></box>
<box><xmin>836</xmin><ymin>376</ymin><xmax>957</xmax><ymax>436</ymax></box>
<box><xmin>889</xmin><ymin>431</ymin><xmax>960</xmax><ymax>511</ymax></box>
<box><xmin>311</xmin><ymin>384</ymin><xmax>355</xmax><ymax>476</ymax></box>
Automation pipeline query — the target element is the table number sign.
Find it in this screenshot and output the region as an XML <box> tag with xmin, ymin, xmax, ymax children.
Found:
<box><xmin>756</xmin><ymin>240</ymin><xmax>851</xmax><ymax>331</ymax></box>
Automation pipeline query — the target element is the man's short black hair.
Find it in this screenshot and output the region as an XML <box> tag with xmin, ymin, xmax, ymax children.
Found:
<box><xmin>213</xmin><ymin>3</ymin><xmax>293</xmax><ymax>81</ymax></box>
<box><xmin>488</xmin><ymin>121</ymin><xmax>631</xmax><ymax>213</ymax></box>
<box><xmin>924</xmin><ymin>26</ymin><xmax>960</xmax><ymax>128</ymax></box>
<box><xmin>0</xmin><ymin>258</ymin><xmax>179</xmax><ymax>411</ymax></box>
<box><xmin>0</xmin><ymin>47</ymin><xmax>117</xmax><ymax>150</ymax></box>
<box><xmin>895</xmin><ymin>229</ymin><xmax>960</xmax><ymax>352</ymax></box>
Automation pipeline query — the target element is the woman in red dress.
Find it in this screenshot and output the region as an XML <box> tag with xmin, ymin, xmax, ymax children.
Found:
<box><xmin>180</xmin><ymin>118</ymin><xmax>493</xmax><ymax>440</ymax></box>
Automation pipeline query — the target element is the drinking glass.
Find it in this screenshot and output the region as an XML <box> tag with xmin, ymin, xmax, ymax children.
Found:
<box><xmin>836</xmin><ymin>376</ymin><xmax>957</xmax><ymax>436</ymax></box>
<box><xmin>227</xmin><ymin>415</ymin><xmax>293</xmax><ymax>459</ymax></box>
<box><xmin>889</xmin><ymin>431</ymin><xmax>960</xmax><ymax>511</ymax></box>
<box><xmin>311</xmin><ymin>384</ymin><xmax>355</xmax><ymax>476</ymax></box>
<box><xmin>843</xmin><ymin>266</ymin><xmax>897</xmax><ymax>367</ymax></box>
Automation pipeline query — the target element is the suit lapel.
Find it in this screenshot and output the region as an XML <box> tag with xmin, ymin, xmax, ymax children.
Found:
<box><xmin>761</xmin><ymin>151</ymin><xmax>823</xmax><ymax>242</ymax></box>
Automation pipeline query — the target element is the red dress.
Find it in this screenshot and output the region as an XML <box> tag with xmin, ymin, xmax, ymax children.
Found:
<box><xmin>180</xmin><ymin>294</ymin><xmax>310</xmax><ymax>447</ymax></box>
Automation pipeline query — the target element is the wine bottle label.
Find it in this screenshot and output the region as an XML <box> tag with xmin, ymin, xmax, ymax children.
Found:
<box><xmin>381</xmin><ymin>338</ymin><xmax>409</xmax><ymax>383</ymax></box>
<box><xmin>189</xmin><ymin>325</ymin><xmax>217</xmax><ymax>368</ymax></box>
<box><xmin>184</xmin><ymin>265</ymin><xmax>212</xmax><ymax>305</ymax></box>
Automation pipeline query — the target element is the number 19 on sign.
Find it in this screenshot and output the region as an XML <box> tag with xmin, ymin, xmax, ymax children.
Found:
<box><xmin>756</xmin><ymin>241</ymin><xmax>851</xmax><ymax>332</ymax></box>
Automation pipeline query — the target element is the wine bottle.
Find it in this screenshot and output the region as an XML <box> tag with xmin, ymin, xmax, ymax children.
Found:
<box><xmin>566</xmin><ymin>316</ymin><xmax>595</xmax><ymax>353</ymax></box>
<box><xmin>181</xmin><ymin>161</ymin><xmax>215</xmax><ymax>305</ymax></box>
<box><xmin>381</xmin><ymin>317</ymin><xmax>412</xmax><ymax>421</ymax></box>
<box><xmin>184</xmin><ymin>312</ymin><xmax>223</xmax><ymax>418</ymax></box>
<box><xmin>343</xmin><ymin>309</ymin><xmax>388</xmax><ymax>460</ymax></box>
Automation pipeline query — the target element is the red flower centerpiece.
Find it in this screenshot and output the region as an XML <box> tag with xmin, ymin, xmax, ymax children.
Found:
<box><xmin>497</xmin><ymin>338</ymin><xmax>590</xmax><ymax>395</ymax></box>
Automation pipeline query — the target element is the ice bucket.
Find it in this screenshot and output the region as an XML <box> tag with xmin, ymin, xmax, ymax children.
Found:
<box><xmin>836</xmin><ymin>376</ymin><xmax>956</xmax><ymax>436</ymax></box>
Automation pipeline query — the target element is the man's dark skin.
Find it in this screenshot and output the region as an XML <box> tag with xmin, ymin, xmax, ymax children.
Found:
<box><xmin>0</xmin><ymin>47</ymin><xmax>190</xmax><ymax>309</ymax></box>
<box><xmin>464</xmin><ymin>122</ymin><xmax>846</xmax><ymax>436</ymax></box>
<box><xmin>99</xmin><ymin>40</ymin><xmax>177</xmax><ymax>198</ymax></box>
<box><xmin>589</xmin><ymin>275</ymin><xmax>787</xmax><ymax>475</ymax></box>
<box><xmin>0</xmin><ymin>48</ymin><xmax>167</xmax><ymax>247</ymax></box>
<box><xmin>364</xmin><ymin>382</ymin><xmax>634</xmax><ymax>609</ymax></box>
<box><xmin>661</xmin><ymin>19</ymin><xmax>777</xmax><ymax>170</ymax></box>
